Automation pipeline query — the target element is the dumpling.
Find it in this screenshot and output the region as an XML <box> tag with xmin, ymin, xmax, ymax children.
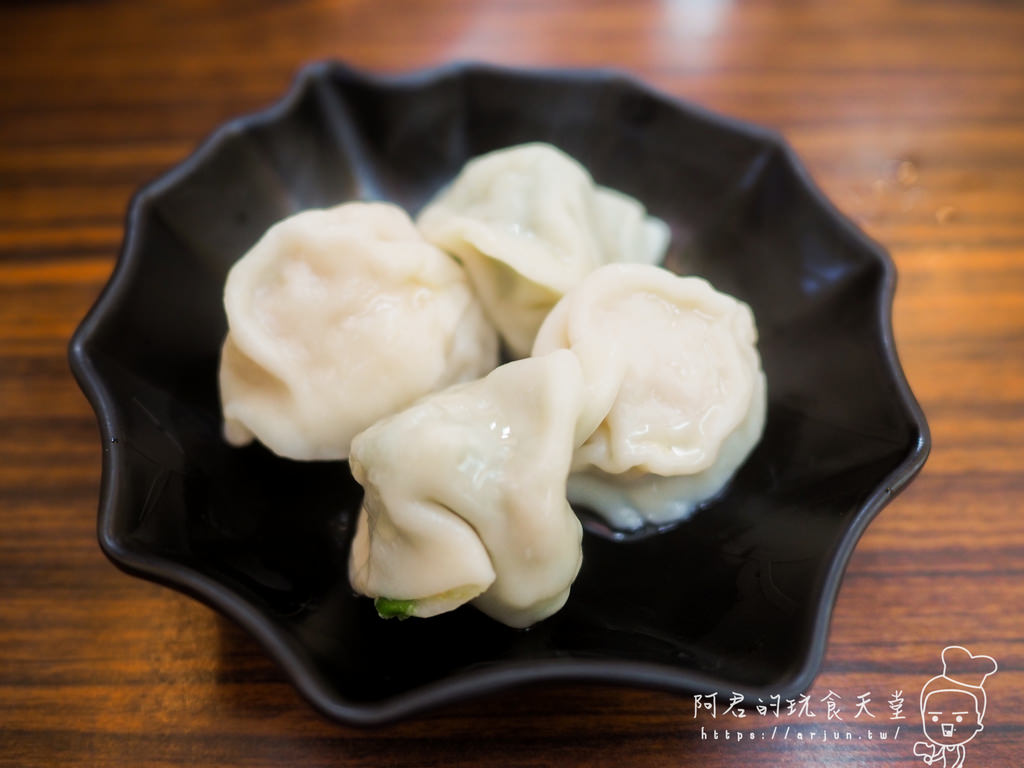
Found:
<box><xmin>416</xmin><ymin>143</ymin><xmax>670</xmax><ymax>357</ymax></box>
<box><xmin>532</xmin><ymin>263</ymin><xmax>766</xmax><ymax>530</ymax></box>
<box><xmin>219</xmin><ymin>202</ymin><xmax>499</xmax><ymax>461</ymax></box>
<box><xmin>565</xmin><ymin>385</ymin><xmax>766</xmax><ymax>531</ymax></box>
<box><xmin>347</xmin><ymin>350</ymin><xmax>585</xmax><ymax>628</ymax></box>
<box><xmin>593</xmin><ymin>186</ymin><xmax>671</xmax><ymax>269</ymax></box>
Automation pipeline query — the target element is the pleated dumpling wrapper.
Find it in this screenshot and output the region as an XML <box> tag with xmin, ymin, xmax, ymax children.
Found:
<box><xmin>219</xmin><ymin>202</ymin><xmax>499</xmax><ymax>461</ymax></box>
<box><xmin>347</xmin><ymin>350</ymin><xmax>586</xmax><ymax>628</ymax></box>
<box><xmin>417</xmin><ymin>143</ymin><xmax>670</xmax><ymax>358</ymax></box>
<box><xmin>533</xmin><ymin>263</ymin><xmax>767</xmax><ymax>531</ymax></box>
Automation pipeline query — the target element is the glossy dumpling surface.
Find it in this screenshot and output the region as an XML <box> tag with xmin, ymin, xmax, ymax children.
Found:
<box><xmin>347</xmin><ymin>351</ymin><xmax>585</xmax><ymax>627</ymax></box>
<box><xmin>417</xmin><ymin>143</ymin><xmax>670</xmax><ymax>357</ymax></box>
<box><xmin>219</xmin><ymin>202</ymin><xmax>499</xmax><ymax>460</ymax></box>
<box><xmin>533</xmin><ymin>263</ymin><xmax>766</xmax><ymax>530</ymax></box>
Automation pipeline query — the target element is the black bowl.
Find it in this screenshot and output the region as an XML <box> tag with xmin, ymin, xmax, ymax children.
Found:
<box><xmin>69</xmin><ymin>61</ymin><xmax>929</xmax><ymax>725</ymax></box>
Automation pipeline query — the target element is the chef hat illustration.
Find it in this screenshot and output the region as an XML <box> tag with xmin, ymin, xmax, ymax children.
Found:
<box><xmin>920</xmin><ymin>646</ymin><xmax>998</xmax><ymax>722</ymax></box>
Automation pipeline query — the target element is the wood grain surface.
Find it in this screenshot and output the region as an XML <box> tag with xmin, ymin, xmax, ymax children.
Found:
<box><xmin>2</xmin><ymin>1</ymin><xmax>1022</xmax><ymax>766</ymax></box>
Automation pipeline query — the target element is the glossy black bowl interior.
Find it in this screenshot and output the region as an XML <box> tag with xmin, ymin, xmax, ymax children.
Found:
<box><xmin>69</xmin><ymin>62</ymin><xmax>929</xmax><ymax>725</ymax></box>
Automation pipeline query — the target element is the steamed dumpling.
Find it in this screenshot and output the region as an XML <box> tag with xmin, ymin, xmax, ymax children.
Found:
<box><xmin>533</xmin><ymin>263</ymin><xmax>766</xmax><ymax>530</ymax></box>
<box><xmin>347</xmin><ymin>351</ymin><xmax>585</xmax><ymax>628</ymax></box>
<box><xmin>417</xmin><ymin>143</ymin><xmax>670</xmax><ymax>357</ymax></box>
<box><xmin>219</xmin><ymin>202</ymin><xmax>499</xmax><ymax>461</ymax></box>
<box><xmin>566</xmin><ymin>382</ymin><xmax>766</xmax><ymax>531</ymax></box>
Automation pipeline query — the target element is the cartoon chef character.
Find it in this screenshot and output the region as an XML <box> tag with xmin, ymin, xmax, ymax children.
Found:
<box><xmin>913</xmin><ymin>645</ymin><xmax>997</xmax><ymax>767</ymax></box>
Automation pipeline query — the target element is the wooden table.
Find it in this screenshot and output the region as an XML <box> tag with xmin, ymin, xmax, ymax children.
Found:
<box><xmin>2</xmin><ymin>1</ymin><xmax>1022</xmax><ymax>765</ymax></box>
